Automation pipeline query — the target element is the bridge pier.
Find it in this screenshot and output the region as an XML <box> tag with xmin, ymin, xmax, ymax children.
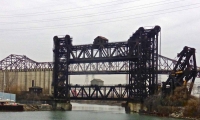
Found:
<box><xmin>52</xmin><ymin>100</ymin><xmax>72</xmax><ymax>111</ymax></box>
<box><xmin>125</xmin><ymin>102</ymin><xmax>147</xmax><ymax>113</ymax></box>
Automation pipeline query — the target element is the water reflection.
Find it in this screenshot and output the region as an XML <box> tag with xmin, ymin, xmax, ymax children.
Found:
<box><xmin>72</xmin><ymin>102</ymin><xmax>125</xmax><ymax>113</ymax></box>
<box><xmin>49</xmin><ymin>111</ymin><xmax>68</xmax><ymax>120</ymax></box>
<box><xmin>0</xmin><ymin>103</ymin><xmax>181</xmax><ymax>120</ymax></box>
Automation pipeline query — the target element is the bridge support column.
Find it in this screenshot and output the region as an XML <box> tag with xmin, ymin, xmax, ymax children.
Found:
<box><xmin>52</xmin><ymin>100</ymin><xmax>72</xmax><ymax>111</ymax></box>
<box><xmin>125</xmin><ymin>102</ymin><xmax>147</xmax><ymax>113</ymax></box>
<box><xmin>52</xmin><ymin>35</ymin><xmax>72</xmax><ymax>111</ymax></box>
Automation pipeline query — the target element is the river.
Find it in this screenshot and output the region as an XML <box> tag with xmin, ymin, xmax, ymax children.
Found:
<box><xmin>0</xmin><ymin>103</ymin><xmax>180</xmax><ymax>120</ymax></box>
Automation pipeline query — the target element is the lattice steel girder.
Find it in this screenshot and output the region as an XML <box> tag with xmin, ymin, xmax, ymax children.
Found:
<box><xmin>68</xmin><ymin>41</ymin><xmax>140</xmax><ymax>63</ymax></box>
<box><xmin>69</xmin><ymin>61</ymin><xmax>129</xmax><ymax>73</ymax></box>
<box><xmin>127</xmin><ymin>26</ymin><xmax>160</xmax><ymax>101</ymax></box>
<box><xmin>68</xmin><ymin>55</ymin><xmax>176</xmax><ymax>74</ymax></box>
<box><xmin>69</xmin><ymin>85</ymin><xmax>130</xmax><ymax>101</ymax></box>
<box><xmin>53</xmin><ymin>35</ymin><xmax>72</xmax><ymax>99</ymax></box>
<box><xmin>0</xmin><ymin>54</ymin><xmax>53</xmax><ymax>70</ymax></box>
<box><xmin>1</xmin><ymin>54</ymin><xmax>199</xmax><ymax>75</ymax></box>
<box><xmin>158</xmin><ymin>54</ymin><xmax>177</xmax><ymax>71</ymax></box>
<box><xmin>53</xmin><ymin>26</ymin><xmax>161</xmax><ymax>102</ymax></box>
<box><xmin>162</xmin><ymin>46</ymin><xmax>197</xmax><ymax>95</ymax></box>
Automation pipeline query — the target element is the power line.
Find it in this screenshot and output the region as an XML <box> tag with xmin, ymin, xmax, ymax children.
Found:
<box><xmin>0</xmin><ymin>0</ymin><xmax>140</xmax><ymax>18</ymax></box>
<box><xmin>1</xmin><ymin>0</ymin><xmax>131</xmax><ymax>13</ymax></box>
<box><xmin>0</xmin><ymin>0</ymin><xmax>184</xmax><ymax>25</ymax></box>
<box><xmin>1</xmin><ymin>0</ymin><xmax>72</xmax><ymax>13</ymax></box>
<box><xmin>1</xmin><ymin>5</ymin><xmax>200</xmax><ymax>32</ymax></box>
<box><xmin>0</xmin><ymin>4</ymin><xmax>199</xmax><ymax>32</ymax></box>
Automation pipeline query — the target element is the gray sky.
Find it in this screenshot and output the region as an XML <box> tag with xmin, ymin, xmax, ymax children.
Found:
<box><xmin>0</xmin><ymin>0</ymin><xmax>200</xmax><ymax>84</ymax></box>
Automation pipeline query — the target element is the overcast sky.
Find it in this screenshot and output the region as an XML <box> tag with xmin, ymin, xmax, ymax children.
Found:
<box><xmin>0</xmin><ymin>0</ymin><xmax>200</xmax><ymax>84</ymax></box>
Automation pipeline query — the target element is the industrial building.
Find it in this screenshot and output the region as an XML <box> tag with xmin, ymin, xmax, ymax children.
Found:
<box><xmin>0</xmin><ymin>69</ymin><xmax>52</xmax><ymax>94</ymax></box>
<box><xmin>91</xmin><ymin>79</ymin><xmax>104</xmax><ymax>86</ymax></box>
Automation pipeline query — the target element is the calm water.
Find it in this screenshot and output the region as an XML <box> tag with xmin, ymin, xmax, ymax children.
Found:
<box><xmin>0</xmin><ymin>103</ymin><xmax>180</xmax><ymax>120</ymax></box>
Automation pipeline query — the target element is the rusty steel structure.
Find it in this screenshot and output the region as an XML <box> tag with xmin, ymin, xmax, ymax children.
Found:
<box><xmin>0</xmin><ymin>28</ymin><xmax>199</xmax><ymax>102</ymax></box>
<box><xmin>0</xmin><ymin>54</ymin><xmax>53</xmax><ymax>70</ymax></box>
<box><xmin>52</xmin><ymin>26</ymin><xmax>161</xmax><ymax>102</ymax></box>
<box><xmin>162</xmin><ymin>46</ymin><xmax>197</xmax><ymax>95</ymax></box>
<box><xmin>1</xmin><ymin>54</ymin><xmax>199</xmax><ymax>74</ymax></box>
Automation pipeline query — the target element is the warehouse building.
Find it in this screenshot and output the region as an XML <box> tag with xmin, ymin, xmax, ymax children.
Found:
<box><xmin>0</xmin><ymin>69</ymin><xmax>52</xmax><ymax>94</ymax></box>
<box><xmin>91</xmin><ymin>79</ymin><xmax>104</xmax><ymax>86</ymax></box>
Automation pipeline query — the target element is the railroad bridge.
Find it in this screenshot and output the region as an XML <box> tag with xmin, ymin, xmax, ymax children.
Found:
<box><xmin>0</xmin><ymin>26</ymin><xmax>199</xmax><ymax>105</ymax></box>
<box><xmin>52</xmin><ymin>25</ymin><xmax>199</xmax><ymax>104</ymax></box>
<box><xmin>53</xmin><ymin>26</ymin><xmax>161</xmax><ymax>102</ymax></box>
<box><xmin>1</xmin><ymin>50</ymin><xmax>199</xmax><ymax>96</ymax></box>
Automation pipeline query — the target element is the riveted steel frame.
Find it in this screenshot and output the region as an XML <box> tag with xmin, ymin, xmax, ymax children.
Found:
<box><xmin>69</xmin><ymin>85</ymin><xmax>130</xmax><ymax>101</ymax></box>
<box><xmin>52</xmin><ymin>26</ymin><xmax>160</xmax><ymax>102</ymax></box>
<box><xmin>53</xmin><ymin>35</ymin><xmax>71</xmax><ymax>100</ymax></box>
<box><xmin>162</xmin><ymin>46</ymin><xmax>197</xmax><ymax>95</ymax></box>
<box><xmin>128</xmin><ymin>27</ymin><xmax>160</xmax><ymax>102</ymax></box>
<box><xmin>53</xmin><ymin>35</ymin><xmax>139</xmax><ymax>101</ymax></box>
<box><xmin>0</xmin><ymin>54</ymin><xmax>199</xmax><ymax>76</ymax></box>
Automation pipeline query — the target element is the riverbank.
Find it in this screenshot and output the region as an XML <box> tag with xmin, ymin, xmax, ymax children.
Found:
<box><xmin>21</xmin><ymin>100</ymin><xmax>124</xmax><ymax>111</ymax></box>
<box><xmin>23</xmin><ymin>104</ymin><xmax>52</xmax><ymax>111</ymax></box>
<box><xmin>139</xmin><ymin>111</ymin><xmax>198</xmax><ymax>120</ymax></box>
<box><xmin>21</xmin><ymin>103</ymin><xmax>198</xmax><ymax>120</ymax></box>
<box><xmin>18</xmin><ymin>103</ymin><xmax>198</xmax><ymax>120</ymax></box>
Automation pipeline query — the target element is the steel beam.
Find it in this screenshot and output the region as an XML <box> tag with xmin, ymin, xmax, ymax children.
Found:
<box><xmin>0</xmin><ymin>51</ymin><xmax>199</xmax><ymax>76</ymax></box>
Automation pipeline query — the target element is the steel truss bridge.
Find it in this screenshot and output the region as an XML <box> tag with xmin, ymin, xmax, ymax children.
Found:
<box><xmin>0</xmin><ymin>54</ymin><xmax>182</xmax><ymax>73</ymax></box>
<box><xmin>0</xmin><ymin>26</ymin><xmax>199</xmax><ymax>102</ymax></box>
<box><xmin>51</xmin><ymin>25</ymin><xmax>197</xmax><ymax>102</ymax></box>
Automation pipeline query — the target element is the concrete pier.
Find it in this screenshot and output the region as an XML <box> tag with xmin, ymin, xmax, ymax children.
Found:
<box><xmin>52</xmin><ymin>101</ymin><xmax>72</xmax><ymax>111</ymax></box>
<box><xmin>125</xmin><ymin>102</ymin><xmax>146</xmax><ymax>113</ymax></box>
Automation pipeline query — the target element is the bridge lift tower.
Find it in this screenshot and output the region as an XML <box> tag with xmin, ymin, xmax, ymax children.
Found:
<box><xmin>52</xmin><ymin>26</ymin><xmax>161</xmax><ymax>110</ymax></box>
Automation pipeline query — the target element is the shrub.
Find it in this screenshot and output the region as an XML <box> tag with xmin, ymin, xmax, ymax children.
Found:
<box><xmin>145</xmin><ymin>86</ymin><xmax>189</xmax><ymax>113</ymax></box>
<box><xmin>183</xmin><ymin>98</ymin><xmax>200</xmax><ymax>118</ymax></box>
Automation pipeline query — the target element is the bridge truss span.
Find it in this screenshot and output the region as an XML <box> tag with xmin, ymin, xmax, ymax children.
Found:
<box><xmin>69</xmin><ymin>61</ymin><xmax>129</xmax><ymax>74</ymax></box>
<box><xmin>69</xmin><ymin>41</ymin><xmax>139</xmax><ymax>63</ymax></box>
<box><xmin>0</xmin><ymin>54</ymin><xmax>53</xmax><ymax>70</ymax></box>
<box><xmin>0</xmin><ymin>27</ymin><xmax>199</xmax><ymax>102</ymax></box>
<box><xmin>53</xmin><ymin>26</ymin><xmax>161</xmax><ymax>102</ymax></box>
<box><xmin>69</xmin><ymin>85</ymin><xmax>130</xmax><ymax>101</ymax></box>
<box><xmin>0</xmin><ymin>49</ymin><xmax>199</xmax><ymax>78</ymax></box>
<box><xmin>0</xmin><ymin>54</ymin><xmax>188</xmax><ymax>74</ymax></box>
